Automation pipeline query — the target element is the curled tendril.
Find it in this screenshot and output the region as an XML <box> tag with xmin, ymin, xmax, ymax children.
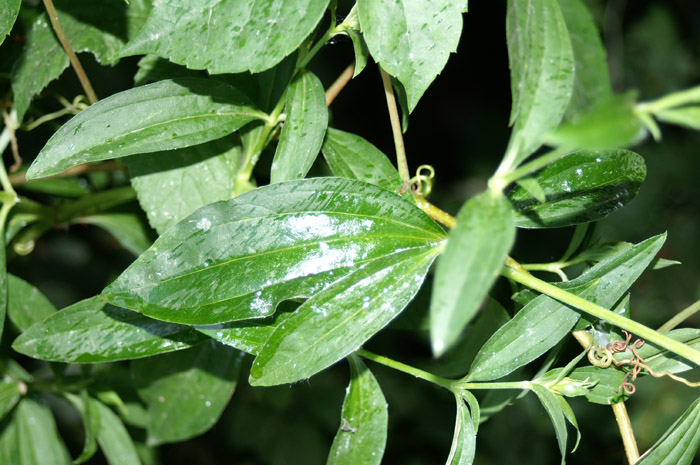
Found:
<box><xmin>409</xmin><ymin>165</ymin><xmax>436</xmax><ymax>197</ymax></box>
<box><xmin>588</xmin><ymin>346</ymin><xmax>614</xmax><ymax>368</ymax></box>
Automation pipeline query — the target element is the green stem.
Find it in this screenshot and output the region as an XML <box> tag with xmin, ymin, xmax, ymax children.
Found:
<box><xmin>456</xmin><ymin>381</ymin><xmax>531</xmax><ymax>390</ymax></box>
<box><xmin>636</xmin><ymin>85</ymin><xmax>700</xmax><ymax>114</ymax></box>
<box><xmin>413</xmin><ymin>195</ymin><xmax>456</xmax><ymax>229</ymax></box>
<box><xmin>380</xmin><ymin>68</ymin><xmax>410</xmax><ymax>184</ymax></box>
<box><xmin>657</xmin><ymin>299</ymin><xmax>700</xmax><ymax>333</ymax></box>
<box><xmin>491</xmin><ymin>147</ymin><xmax>569</xmax><ymax>191</ymax></box>
<box><xmin>356</xmin><ymin>349</ymin><xmax>454</xmax><ymax>390</ymax></box>
<box><xmin>502</xmin><ymin>265</ymin><xmax>700</xmax><ymax>367</ymax></box>
<box><xmin>55</xmin><ymin>186</ymin><xmax>136</xmax><ymax>223</ymax></box>
<box><xmin>0</xmin><ymin>128</ymin><xmax>18</xmax><ymax>197</ymax></box>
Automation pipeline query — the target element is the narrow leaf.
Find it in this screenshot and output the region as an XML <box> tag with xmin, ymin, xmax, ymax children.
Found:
<box><xmin>509</xmin><ymin>149</ymin><xmax>646</xmax><ymax>228</ymax></box>
<box><xmin>327</xmin><ymin>355</ymin><xmax>387</xmax><ymax>465</ymax></box>
<box><xmin>92</xmin><ymin>399</ymin><xmax>141</xmax><ymax>465</ymax></box>
<box><xmin>566</xmin><ymin>366</ymin><xmax>627</xmax><ymax>405</ymax></box>
<box><xmin>347</xmin><ymin>30</ymin><xmax>370</xmax><ymax>78</ymax></box>
<box><xmin>131</xmin><ymin>341</ymin><xmax>242</xmax><ymax>445</ymax></box>
<box><xmin>321</xmin><ymin>129</ymin><xmax>402</xmax><ymax>192</ymax></box>
<box><xmin>15</xmin><ymin>396</ymin><xmax>71</xmax><ymax>465</ymax></box>
<box><xmin>0</xmin><ymin>380</ymin><xmax>22</xmax><ymax>422</ymax></box>
<box><xmin>0</xmin><ymin>231</ymin><xmax>7</xmax><ymax>342</ymax></box>
<box><xmin>63</xmin><ymin>392</ymin><xmax>100</xmax><ymax>465</ymax></box>
<box><xmin>357</xmin><ymin>0</ymin><xmax>466</xmax><ymax>111</ymax></box>
<box><xmin>27</xmin><ymin>78</ymin><xmax>264</xmax><ymax>180</ymax></box>
<box><xmin>530</xmin><ymin>384</ymin><xmax>570</xmax><ymax>464</ymax></box>
<box><xmin>76</xmin><ymin>213</ymin><xmax>154</xmax><ymax>256</ymax></box>
<box><xmin>656</xmin><ymin>106</ymin><xmax>700</xmax><ymax>131</ymax></box>
<box><xmin>125</xmin><ymin>136</ymin><xmax>241</xmax><ymax>235</ymax></box>
<box><xmin>0</xmin><ymin>0</ymin><xmax>20</xmax><ymax>46</ymax></box>
<box><xmin>445</xmin><ymin>393</ymin><xmax>477</xmax><ymax>465</ymax></box>
<box><xmin>430</xmin><ymin>191</ymin><xmax>516</xmax><ymax>356</ymax></box>
<box><xmin>515</xmin><ymin>177</ymin><xmax>546</xmax><ymax>203</ymax></box>
<box><xmin>271</xmin><ymin>70</ymin><xmax>328</xmax><ymax>183</ymax></box>
<box><xmin>637</xmin><ymin>397</ymin><xmax>700</xmax><ymax>465</ymax></box>
<box><xmin>504</xmin><ymin>0</ymin><xmax>574</xmax><ymax>165</ymax></box>
<box><xmin>120</xmin><ymin>0</ymin><xmax>330</xmax><ymax>73</ymax></box>
<box><xmin>103</xmin><ymin>178</ymin><xmax>445</xmax><ymax>326</ymax></box>
<box><xmin>12</xmin><ymin>296</ymin><xmax>206</xmax><ymax>363</ymax></box>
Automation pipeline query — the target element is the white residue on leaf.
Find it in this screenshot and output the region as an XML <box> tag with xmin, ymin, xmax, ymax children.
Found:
<box><xmin>250</xmin><ymin>290</ymin><xmax>272</xmax><ymax>314</ymax></box>
<box><xmin>283</xmin><ymin>242</ymin><xmax>361</xmax><ymax>280</ymax></box>
<box><xmin>196</xmin><ymin>217</ymin><xmax>212</xmax><ymax>231</ymax></box>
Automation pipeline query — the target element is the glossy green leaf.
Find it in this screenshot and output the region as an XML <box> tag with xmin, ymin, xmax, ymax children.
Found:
<box><xmin>103</xmin><ymin>178</ymin><xmax>445</xmax><ymax>326</ymax></box>
<box><xmin>270</xmin><ymin>70</ymin><xmax>328</xmax><ymax>183</ymax></box>
<box><xmin>509</xmin><ymin>149</ymin><xmax>646</xmax><ymax>228</ymax></box>
<box><xmin>133</xmin><ymin>55</ymin><xmax>202</xmax><ymax>86</ymax></box>
<box><xmin>125</xmin><ymin>136</ymin><xmax>241</xmax><ymax>235</ymax></box>
<box><xmin>77</xmin><ymin>213</ymin><xmax>154</xmax><ymax>256</ymax></box>
<box><xmin>446</xmin><ymin>392</ymin><xmax>477</xmax><ymax>465</ymax></box>
<box><xmin>12</xmin><ymin>296</ymin><xmax>206</xmax><ymax>363</ymax></box>
<box><xmin>11</xmin><ymin>0</ymin><xmax>151</xmax><ymax>122</ymax></box>
<box><xmin>656</xmin><ymin>106</ymin><xmax>700</xmax><ymax>131</ymax></box>
<box><xmin>92</xmin><ymin>399</ymin><xmax>141</xmax><ymax>465</ymax></box>
<box><xmin>26</xmin><ymin>78</ymin><xmax>264</xmax><ymax>180</ymax></box>
<box><xmin>467</xmin><ymin>280</ymin><xmax>597</xmax><ymax>382</ymax></box>
<box><xmin>637</xmin><ymin>397</ymin><xmax>700</xmax><ymax>465</ymax></box>
<box><xmin>321</xmin><ymin>129</ymin><xmax>402</xmax><ymax>192</ymax></box>
<box><xmin>15</xmin><ymin>396</ymin><xmax>72</xmax><ymax>465</ymax></box>
<box><xmin>250</xmin><ymin>245</ymin><xmax>440</xmax><ymax>385</ymax></box>
<box><xmin>0</xmin><ymin>0</ymin><xmax>20</xmax><ymax>46</ymax></box>
<box><xmin>327</xmin><ymin>355</ymin><xmax>387</xmax><ymax>465</ymax></box>
<box><xmin>544</xmin><ymin>94</ymin><xmax>644</xmax><ymax>149</ymax></box>
<box><xmin>504</xmin><ymin>0</ymin><xmax>574</xmax><ymax>166</ymax></box>
<box><xmin>558</xmin><ymin>0</ymin><xmax>612</xmax><ymax>120</ymax></box>
<box><xmin>0</xmin><ymin>380</ymin><xmax>22</xmax><ymax>422</ymax></box>
<box><xmin>347</xmin><ymin>30</ymin><xmax>370</xmax><ymax>78</ymax></box>
<box><xmin>132</xmin><ymin>341</ymin><xmax>242</xmax><ymax>445</ymax></box>
<box><xmin>7</xmin><ymin>274</ymin><xmax>56</xmax><ymax>335</ymax></box>
<box><xmin>530</xmin><ymin>384</ymin><xmax>571</xmax><ymax>464</ymax></box>
<box><xmin>120</xmin><ymin>0</ymin><xmax>329</xmax><ymax>73</ymax></box>
<box><xmin>430</xmin><ymin>191</ymin><xmax>516</xmax><ymax>356</ymax></box>
<box><xmin>357</xmin><ymin>0</ymin><xmax>465</xmax><ymax>111</ymax></box>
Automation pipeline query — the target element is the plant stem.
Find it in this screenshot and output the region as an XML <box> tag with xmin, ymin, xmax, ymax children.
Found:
<box><xmin>493</xmin><ymin>147</ymin><xmax>570</xmax><ymax>190</ymax></box>
<box><xmin>325</xmin><ymin>63</ymin><xmax>355</xmax><ymax>106</ymax></box>
<box><xmin>636</xmin><ymin>85</ymin><xmax>700</xmax><ymax>114</ymax></box>
<box><xmin>502</xmin><ymin>265</ymin><xmax>700</xmax><ymax>367</ymax></box>
<box><xmin>657</xmin><ymin>299</ymin><xmax>700</xmax><ymax>333</ymax></box>
<box><xmin>456</xmin><ymin>381</ymin><xmax>531</xmax><ymax>390</ymax></box>
<box><xmin>9</xmin><ymin>161</ymin><xmax>120</xmax><ymax>186</ymax></box>
<box><xmin>0</xmin><ymin>127</ymin><xmax>18</xmax><ymax>196</ymax></box>
<box><xmin>41</xmin><ymin>0</ymin><xmax>98</xmax><ymax>104</ymax></box>
<box><xmin>413</xmin><ymin>195</ymin><xmax>456</xmax><ymax>229</ymax></box>
<box><xmin>356</xmin><ymin>349</ymin><xmax>454</xmax><ymax>390</ymax></box>
<box><xmin>379</xmin><ymin>67</ymin><xmax>410</xmax><ymax>184</ymax></box>
<box><xmin>613</xmin><ymin>402</ymin><xmax>640</xmax><ymax>464</ymax></box>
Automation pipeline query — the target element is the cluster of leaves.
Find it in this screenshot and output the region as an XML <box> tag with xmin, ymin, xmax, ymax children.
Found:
<box><xmin>1</xmin><ymin>0</ymin><xmax>700</xmax><ymax>464</ymax></box>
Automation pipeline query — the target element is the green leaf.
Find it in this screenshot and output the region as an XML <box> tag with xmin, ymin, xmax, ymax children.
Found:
<box><xmin>0</xmin><ymin>232</ymin><xmax>6</xmax><ymax>342</ymax></box>
<box><xmin>430</xmin><ymin>191</ymin><xmax>516</xmax><ymax>356</ymax></box>
<box><xmin>467</xmin><ymin>280</ymin><xmax>597</xmax><ymax>382</ymax></box>
<box><xmin>566</xmin><ymin>366</ymin><xmax>627</xmax><ymax>405</ymax></box>
<box><xmin>515</xmin><ymin>177</ymin><xmax>546</xmax><ymax>203</ymax></box>
<box><xmin>120</xmin><ymin>0</ymin><xmax>330</xmax><ymax>73</ymax></box>
<box><xmin>125</xmin><ymin>136</ymin><xmax>241</xmax><ymax>235</ymax></box>
<box><xmin>357</xmin><ymin>0</ymin><xmax>466</xmax><ymax>111</ymax></box>
<box><xmin>76</xmin><ymin>213</ymin><xmax>153</xmax><ymax>256</ymax></box>
<box><xmin>18</xmin><ymin>177</ymin><xmax>91</xmax><ymax>197</ymax></box>
<box><xmin>509</xmin><ymin>149</ymin><xmax>646</xmax><ymax>229</ymax></box>
<box><xmin>445</xmin><ymin>392</ymin><xmax>477</xmax><ymax>465</ymax></box>
<box><xmin>0</xmin><ymin>406</ymin><xmax>19</xmax><ymax>463</ymax></box>
<box><xmin>26</xmin><ymin>78</ymin><xmax>264</xmax><ymax>180</ymax></box>
<box><xmin>558</xmin><ymin>0</ymin><xmax>612</xmax><ymax>120</ymax></box>
<box><xmin>92</xmin><ymin>399</ymin><xmax>142</xmax><ymax>465</ymax></box>
<box><xmin>327</xmin><ymin>355</ymin><xmax>387</xmax><ymax>465</ymax></box>
<box><xmin>63</xmin><ymin>392</ymin><xmax>100</xmax><ymax>465</ymax></box>
<box><xmin>131</xmin><ymin>341</ymin><xmax>242</xmax><ymax>445</ymax></box>
<box><xmin>613</xmin><ymin>328</ymin><xmax>700</xmax><ymax>375</ymax></box>
<box><xmin>321</xmin><ymin>129</ymin><xmax>402</xmax><ymax>192</ymax></box>
<box><xmin>133</xmin><ymin>55</ymin><xmax>202</xmax><ymax>86</ymax></box>
<box><xmin>270</xmin><ymin>70</ymin><xmax>328</xmax><ymax>183</ymax></box>
<box><xmin>347</xmin><ymin>30</ymin><xmax>370</xmax><ymax>78</ymax></box>
<box><xmin>0</xmin><ymin>380</ymin><xmax>22</xmax><ymax>422</ymax></box>
<box><xmin>11</xmin><ymin>0</ymin><xmax>151</xmax><ymax>122</ymax></box>
<box><xmin>504</xmin><ymin>0</ymin><xmax>574</xmax><ymax>166</ymax></box>
<box><xmin>12</xmin><ymin>296</ymin><xmax>206</xmax><ymax>363</ymax></box>
<box><xmin>103</xmin><ymin>178</ymin><xmax>446</xmax><ymax>326</ymax></box>
<box><xmin>15</xmin><ymin>396</ymin><xmax>72</xmax><ymax>465</ymax></box>
<box><xmin>637</xmin><ymin>397</ymin><xmax>700</xmax><ymax>465</ymax></box>
<box><xmin>0</xmin><ymin>0</ymin><xmax>20</xmax><ymax>46</ymax></box>
<box><xmin>544</xmin><ymin>94</ymin><xmax>644</xmax><ymax>149</ymax></box>
<box><xmin>7</xmin><ymin>274</ymin><xmax>56</xmax><ymax>335</ymax></box>
<box><xmin>250</xmin><ymin>245</ymin><xmax>439</xmax><ymax>385</ymax></box>
<box><xmin>530</xmin><ymin>384</ymin><xmax>572</xmax><ymax>464</ymax></box>
<box><xmin>656</xmin><ymin>106</ymin><xmax>700</xmax><ymax>131</ymax></box>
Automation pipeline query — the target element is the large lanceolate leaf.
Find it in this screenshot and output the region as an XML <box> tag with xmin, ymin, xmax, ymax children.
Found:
<box><xmin>357</xmin><ymin>0</ymin><xmax>466</xmax><ymax>112</ymax></box>
<box><xmin>125</xmin><ymin>136</ymin><xmax>241</xmax><ymax>235</ymax></box>
<box><xmin>327</xmin><ymin>355</ymin><xmax>387</xmax><ymax>465</ymax></box>
<box><xmin>26</xmin><ymin>78</ymin><xmax>265</xmax><ymax>180</ymax></box>
<box><xmin>509</xmin><ymin>149</ymin><xmax>646</xmax><ymax>228</ymax></box>
<box><xmin>270</xmin><ymin>70</ymin><xmax>328</xmax><ymax>183</ymax></box>
<box><xmin>0</xmin><ymin>0</ymin><xmax>20</xmax><ymax>46</ymax></box>
<box><xmin>7</xmin><ymin>274</ymin><xmax>56</xmax><ymax>333</ymax></box>
<box><xmin>430</xmin><ymin>191</ymin><xmax>515</xmax><ymax>357</ymax></box>
<box><xmin>12</xmin><ymin>297</ymin><xmax>206</xmax><ymax>363</ymax></box>
<box><xmin>504</xmin><ymin>0</ymin><xmax>574</xmax><ymax>166</ymax></box>
<box><xmin>120</xmin><ymin>0</ymin><xmax>329</xmax><ymax>74</ymax></box>
<box><xmin>637</xmin><ymin>397</ymin><xmax>700</xmax><ymax>465</ymax></box>
<box><xmin>321</xmin><ymin>129</ymin><xmax>402</xmax><ymax>192</ymax></box>
<box><xmin>11</xmin><ymin>0</ymin><xmax>151</xmax><ymax>122</ymax></box>
<box><xmin>15</xmin><ymin>397</ymin><xmax>72</xmax><ymax>465</ymax></box>
<box><xmin>131</xmin><ymin>341</ymin><xmax>242</xmax><ymax>445</ymax></box>
<box><xmin>103</xmin><ymin>178</ymin><xmax>446</xmax><ymax>326</ymax></box>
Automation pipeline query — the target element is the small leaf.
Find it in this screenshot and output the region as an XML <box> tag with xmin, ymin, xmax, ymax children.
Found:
<box><xmin>120</xmin><ymin>0</ymin><xmax>330</xmax><ymax>73</ymax></box>
<box><xmin>92</xmin><ymin>399</ymin><xmax>142</xmax><ymax>465</ymax></box>
<box><xmin>515</xmin><ymin>177</ymin><xmax>546</xmax><ymax>203</ymax></box>
<box><xmin>76</xmin><ymin>214</ymin><xmax>154</xmax><ymax>256</ymax></box>
<box><xmin>12</xmin><ymin>296</ymin><xmax>206</xmax><ymax>363</ymax></box>
<box><xmin>131</xmin><ymin>341</ymin><xmax>242</xmax><ymax>445</ymax></box>
<box><xmin>15</xmin><ymin>396</ymin><xmax>72</xmax><ymax>465</ymax></box>
<box><xmin>445</xmin><ymin>392</ymin><xmax>477</xmax><ymax>465</ymax></box>
<box><xmin>0</xmin><ymin>0</ymin><xmax>20</xmax><ymax>46</ymax></box>
<box><xmin>357</xmin><ymin>0</ymin><xmax>466</xmax><ymax>111</ymax></box>
<box><xmin>321</xmin><ymin>129</ymin><xmax>402</xmax><ymax>192</ymax></box>
<box><xmin>509</xmin><ymin>149</ymin><xmax>646</xmax><ymax>229</ymax></box>
<box><xmin>637</xmin><ymin>397</ymin><xmax>700</xmax><ymax>465</ymax></box>
<box><xmin>530</xmin><ymin>384</ymin><xmax>571</xmax><ymax>464</ymax></box>
<box><xmin>467</xmin><ymin>280</ymin><xmax>597</xmax><ymax>382</ymax></box>
<box><xmin>62</xmin><ymin>392</ymin><xmax>100</xmax><ymax>465</ymax></box>
<box><xmin>271</xmin><ymin>70</ymin><xmax>328</xmax><ymax>183</ymax></box>
<box><xmin>125</xmin><ymin>136</ymin><xmax>241</xmax><ymax>235</ymax></box>
<box><xmin>327</xmin><ymin>355</ymin><xmax>387</xmax><ymax>465</ymax></box>
<box><xmin>103</xmin><ymin>178</ymin><xmax>445</xmax><ymax>326</ymax></box>
<box><xmin>347</xmin><ymin>30</ymin><xmax>370</xmax><ymax>78</ymax></box>
<box><xmin>566</xmin><ymin>366</ymin><xmax>627</xmax><ymax>405</ymax></box>
<box><xmin>0</xmin><ymin>380</ymin><xmax>22</xmax><ymax>422</ymax></box>
<box><xmin>430</xmin><ymin>191</ymin><xmax>516</xmax><ymax>356</ymax></box>
<box><xmin>27</xmin><ymin>78</ymin><xmax>264</xmax><ymax>180</ymax></box>
<box><xmin>656</xmin><ymin>106</ymin><xmax>700</xmax><ymax>131</ymax></box>
<box><xmin>504</xmin><ymin>0</ymin><xmax>574</xmax><ymax>166</ymax></box>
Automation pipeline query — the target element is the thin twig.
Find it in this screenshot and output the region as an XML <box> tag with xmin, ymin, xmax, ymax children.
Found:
<box><xmin>657</xmin><ymin>299</ymin><xmax>700</xmax><ymax>333</ymax></box>
<box><xmin>326</xmin><ymin>63</ymin><xmax>355</xmax><ymax>106</ymax></box>
<box><xmin>9</xmin><ymin>161</ymin><xmax>120</xmax><ymax>186</ymax></box>
<box><xmin>379</xmin><ymin>67</ymin><xmax>410</xmax><ymax>184</ymax></box>
<box><xmin>41</xmin><ymin>0</ymin><xmax>98</xmax><ymax>104</ymax></box>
